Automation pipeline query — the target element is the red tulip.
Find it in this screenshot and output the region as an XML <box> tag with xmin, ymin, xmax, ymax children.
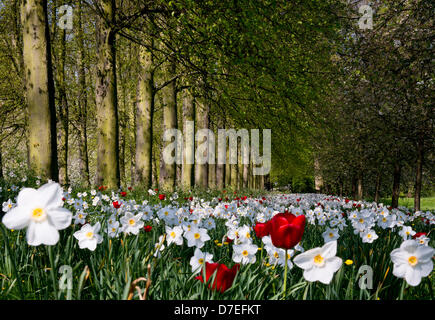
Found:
<box><xmin>268</xmin><ymin>213</ymin><xmax>305</xmax><ymax>250</ymax></box>
<box><xmin>195</xmin><ymin>262</ymin><xmax>240</xmax><ymax>293</ymax></box>
<box><xmin>120</xmin><ymin>191</ymin><xmax>127</xmax><ymax>197</ymax></box>
<box><xmin>144</xmin><ymin>225</ymin><xmax>152</xmax><ymax>232</ymax></box>
<box><xmin>112</xmin><ymin>201</ymin><xmax>121</xmax><ymax>209</ymax></box>
<box><xmin>253</xmin><ymin>222</ymin><xmax>270</xmax><ymax>238</ymax></box>
<box><xmin>413</xmin><ymin>232</ymin><xmax>427</xmax><ymax>239</ymax></box>
<box><xmin>158</xmin><ymin>194</ymin><xmax>165</xmax><ymax>200</ymax></box>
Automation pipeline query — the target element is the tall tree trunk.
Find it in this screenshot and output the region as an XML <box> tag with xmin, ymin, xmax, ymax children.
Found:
<box><xmin>391</xmin><ymin>161</ymin><xmax>401</xmax><ymax>208</ymax></box>
<box><xmin>159</xmin><ymin>58</ymin><xmax>177</xmax><ymax>191</ymax></box>
<box><xmin>374</xmin><ymin>171</ymin><xmax>381</xmax><ymax>203</ymax></box>
<box><xmin>181</xmin><ymin>89</ymin><xmax>194</xmax><ymax>190</ymax></box>
<box><xmin>357</xmin><ymin>171</ymin><xmax>363</xmax><ymax>200</ymax></box>
<box><xmin>225</xmin><ymin>146</ymin><xmax>231</xmax><ymax>188</ymax></box>
<box><xmin>76</xmin><ymin>0</ymin><xmax>90</xmax><ymax>186</ymax></box>
<box><xmin>135</xmin><ymin>44</ymin><xmax>154</xmax><ymax>188</ymax></box>
<box><xmin>414</xmin><ymin>136</ymin><xmax>424</xmax><ymax>211</ymax></box>
<box><xmin>22</xmin><ymin>0</ymin><xmax>58</xmax><ymax>181</ymax></box>
<box><xmin>95</xmin><ymin>0</ymin><xmax>119</xmax><ymax>189</ymax></box>
<box><xmin>194</xmin><ymin>98</ymin><xmax>209</xmax><ymax>188</ymax></box>
<box><xmin>57</xmin><ymin>27</ymin><xmax>69</xmax><ymax>185</ymax></box>
<box><xmin>208</xmin><ymin>122</ymin><xmax>216</xmax><ymax>189</ymax></box>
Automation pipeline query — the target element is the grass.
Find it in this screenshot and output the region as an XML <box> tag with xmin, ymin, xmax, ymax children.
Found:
<box><xmin>379</xmin><ymin>196</ymin><xmax>435</xmax><ymax>211</ymax></box>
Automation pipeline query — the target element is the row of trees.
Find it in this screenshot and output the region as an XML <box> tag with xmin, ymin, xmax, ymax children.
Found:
<box><xmin>313</xmin><ymin>0</ymin><xmax>434</xmax><ymax>210</ymax></box>
<box><xmin>0</xmin><ymin>1</ymin><xmax>432</xmax><ymax>208</ymax></box>
<box><xmin>0</xmin><ymin>0</ymin><xmax>342</xmax><ymax>192</ymax></box>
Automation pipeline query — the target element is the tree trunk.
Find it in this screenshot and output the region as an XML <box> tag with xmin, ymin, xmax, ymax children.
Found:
<box><xmin>208</xmin><ymin>123</ymin><xmax>216</xmax><ymax>189</ymax></box>
<box><xmin>391</xmin><ymin>161</ymin><xmax>401</xmax><ymax>208</ymax></box>
<box><xmin>181</xmin><ymin>90</ymin><xmax>194</xmax><ymax>190</ymax></box>
<box><xmin>95</xmin><ymin>0</ymin><xmax>119</xmax><ymax>189</ymax></box>
<box><xmin>225</xmin><ymin>146</ymin><xmax>231</xmax><ymax>188</ymax></box>
<box><xmin>414</xmin><ymin>136</ymin><xmax>424</xmax><ymax>211</ymax></box>
<box><xmin>357</xmin><ymin>171</ymin><xmax>363</xmax><ymax>200</ymax></box>
<box><xmin>159</xmin><ymin>58</ymin><xmax>177</xmax><ymax>191</ymax></box>
<box><xmin>135</xmin><ymin>44</ymin><xmax>154</xmax><ymax>188</ymax></box>
<box><xmin>57</xmin><ymin>28</ymin><xmax>69</xmax><ymax>185</ymax></box>
<box><xmin>194</xmin><ymin>98</ymin><xmax>209</xmax><ymax>188</ymax></box>
<box><xmin>372</xmin><ymin>172</ymin><xmax>380</xmax><ymax>203</ymax></box>
<box><xmin>22</xmin><ymin>0</ymin><xmax>58</xmax><ymax>181</ymax></box>
<box><xmin>76</xmin><ymin>0</ymin><xmax>90</xmax><ymax>186</ymax></box>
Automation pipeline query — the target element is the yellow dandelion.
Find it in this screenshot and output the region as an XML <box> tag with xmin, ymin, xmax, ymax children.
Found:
<box><xmin>345</xmin><ymin>259</ymin><xmax>353</xmax><ymax>265</ymax></box>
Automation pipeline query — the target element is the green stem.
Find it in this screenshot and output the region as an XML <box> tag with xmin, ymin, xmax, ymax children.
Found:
<box><xmin>0</xmin><ymin>225</ymin><xmax>24</xmax><ymax>299</ymax></box>
<box><xmin>283</xmin><ymin>248</ymin><xmax>288</xmax><ymax>299</ymax></box>
<box><xmin>47</xmin><ymin>245</ymin><xmax>58</xmax><ymax>299</ymax></box>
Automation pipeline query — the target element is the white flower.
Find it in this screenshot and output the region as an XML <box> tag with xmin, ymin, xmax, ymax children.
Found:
<box><xmin>107</xmin><ymin>221</ymin><xmax>120</xmax><ymax>238</ymax></box>
<box><xmin>232</xmin><ymin>242</ymin><xmax>258</xmax><ymax>264</ymax></box>
<box><xmin>390</xmin><ymin>240</ymin><xmax>434</xmax><ymax>286</ymax></box>
<box><xmin>361</xmin><ymin>229</ymin><xmax>378</xmax><ymax>243</ymax></box>
<box><xmin>166</xmin><ymin>225</ymin><xmax>184</xmax><ymax>246</ymax></box>
<box><xmin>2</xmin><ymin>199</ymin><xmax>14</xmax><ymax>213</ymax></box>
<box><xmin>2</xmin><ymin>182</ymin><xmax>72</xmax><ymax>246</ymax></box>
<box><xmin>148</xmin><ymin>189</ymin><xmax>156</xmax><ymax>196</ymax></box>
<box><xmin>293</xmin><ymin>241</ymin><xmax>343</xmax><ymax>284</ymax></box>
<box><xmin>184</xmin><ymin>226</ymin><xmax>210</xmax><ymax>248</ymax></box>
<box><xmin>73</xmin><ymin>211</ymin><xmax>87</xmax><ymax>225</ymax></box>
<box><xmin>189</xmin><ymin>248</ymin><xmax>213</xmax><ymax>274</ymax></box>
<box><xmin>153</xmin><ymin>235</ymin><xmax>165</xmax><ymax>257</ymax></box>
<box><xmin>73</xmin><ymin>222</ymin><xmax>103</xmax><ymax>251</ymax></box>
<box><xmin>415</xmin><ymin>235</ymin><xmax>430</xmax><ymax>246</ymax></box>
<box><xmin>322</xmin><ymin>227</ymin><xmax>340</xmax><ymax>243</ymax></box>
<box><xmin>399</xmin><ymin>226</ymin><xmax>416</xmax><ymax>240</ymax></box>
<box><xmin>120</xmin><ymin>212</ymin><xmax>144</xmax><ymax>235</ymax></box>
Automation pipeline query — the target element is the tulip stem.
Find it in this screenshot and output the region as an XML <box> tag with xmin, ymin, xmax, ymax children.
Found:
<box><xmin>283</xmin><ymin>249</ymin><xmax>288</xmax><ymax>299</ymax></box>
<box><xmin>0</xmin><ymin>226</ymin><xmax>24</xmax><ymax>299</ymax></box>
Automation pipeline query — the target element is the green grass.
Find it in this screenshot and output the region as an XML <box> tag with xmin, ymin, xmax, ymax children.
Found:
<box><xmin>379</xmin><ymin>196</ymin><xmax>435</xmax><ymax>211</ymax></box>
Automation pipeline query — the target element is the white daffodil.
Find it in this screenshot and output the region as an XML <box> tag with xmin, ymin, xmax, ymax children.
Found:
<box><xmin>73</xmin><ymin>211</ymin><xmax>87</xmax><ymax>225</ymax></box>
<box><xmin>232</xmin><ymin>242</ymin><xmax>258</xmax><ymax>264</ymax></box>
<box><xmin>120</xmin><ymin>212</ymin><xmax>144</xmax><ymax>235</ymax></box>
<box><xmin>361</xmin><ymin>229</ymin><xmax>378</xmax><ymax>243</ymax></box>
<box><xmin>322</xmin><ymin>227</ymin><xmax>340</xmax><ymax>243</ymax></box>
<box><xmin>153</xmin><ymin>235</ymin><xmax>166</xmax><ymax>258</ymax></box>
<box><xmin>2</xmin><ymin>182</ymin><xmax>72</xmax><ymax>246</ymax></box>
<box><xmin>189</xmin><ymin>248</ymin><xmax>213</xmax><ymax>274</ymax></box>
<box><xmin>399</xmin><ymin>226</ymin><xmax>416</xmax><ymax>240</ymax></box>
<box><xmin>184</xmin><ymin>226</ymin><xmax>210</xmax><ymax>248</ymax></box>
<box><xmin>166</xmin><ymin>225</ymin><xmax>184</xmax><ymax>246</ymax></box>
<box><xmin>107</xmin><ymin>221</ymin><xmax>120</xmax><ymax>238</ymax></box>
<box><xmin>73</xmin><ymin>222</ymin><xmax>103</xmax><ymax>251</ymax></box>
<box><xmin>293</xmin><ymin>240</ymin><xmax>343</xmax><ymax>284</ymax></box>
<box><xmin>2</xmin><ymin>199</ymin><xmax>14</xmax><ymax>213</ymax></box>
<box><xmin>390</xmin><ymin>240</ymin><xmax>434</xmax><ymax>286</ymax></box>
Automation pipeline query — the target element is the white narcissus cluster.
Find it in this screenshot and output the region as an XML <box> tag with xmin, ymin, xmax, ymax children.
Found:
<box><xmin>2</xmin><ymin>182</ymin><xmax>72</xmax><ymax>246</ymax></box>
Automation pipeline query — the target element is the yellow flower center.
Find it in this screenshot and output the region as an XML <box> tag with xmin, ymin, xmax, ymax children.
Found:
<box><xmin>329</xmin><ymin>232</ymin><xmax>334</xmax><ymax>238</ymax></box>
<box><xmin>408</xmin><ymin>256</ymin><xmax>418</xmax><ymax>267</ymax></box>
<box><xmin>86</xmin><ymin>232</ymin><xmax>93</xmax><ymax>239</ymax></box>
<box><xmin>242</xmin><ymin>250</ymin><xmax>249</xmax><ymax>257</ymax></box>
<box><xmin>164</xmin><ymin>211</ymin><xmax>168</xmax><ymax>216</ymax></box>
<box><xmin>359</xmin><ymin>218</ymin><xmax>364</xmax><ymax>223</ymax></box>
<box><xmin>246</xmin><ymin>232</ymin><xmax>250</xmax><ymax>238</ymax></box>
<box><xmin>194</xmin><ymin>233</ymin><xmax>200</xmax><ymax>239</ymax></box>
<box><xmin>313</xmin><ymin>254</ymin><xmax>324</xmax><ymax>266</ymax></box>
<box><xmin>198</xmin><ymin>258</ymin><xmax>204</xmax><ymax>264</ymax></box>
<box><xmin>382</xmin><ymin>218</ymin><xmax>387</xmax><ymax>222</ymax></box>
<box><xmin>111</xmin><ymin>228</ymin><xmax>116</xmax><ymax>232</ymax></box>
<box><xmin>406</xmin><ymin>231</ymin><xmax>410</xmax><ymax>235</ymax></box>
<box><xmin>170</xmin><ymin>231</ymin><xmax>176</xmax><ymax>238</ymax></box>
<box><xmin>31</xmin><ymin>208</ymin><xmax>46</xmax><ymax>222</ymax></box>
<box><xmin>345</xmin><ymin>259</ymin><xmax>353</xmax><ymax>265</ymax></box>
<box><xmin>274</xmin><ymin>252</ymin><xmax>279</xmax><ymax>259</ymax></box>
<box><xmin>367</xmin><ymin>233</ymin><xmax>372</xmax><ymax>238</ymax></box>
<box><xmin>79</xmin><ymin>214</ymin><xmax>83</xmax><ymax>219</ymax></box>
<box><xmin>129</xmin><ymin>219</ymin><xmax>135</xmax><ymax>226</ymax></box>
<box><xmin>8</xmin><ymin>204</ymin><xmax>12</xmax><ymax>208</ymax></box>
